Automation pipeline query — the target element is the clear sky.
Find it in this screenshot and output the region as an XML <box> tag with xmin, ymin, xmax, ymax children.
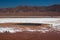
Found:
<box><xmin>0</xmin><ymin>0</ymin><xmax>60</xmax><ymax>8</ymax></box>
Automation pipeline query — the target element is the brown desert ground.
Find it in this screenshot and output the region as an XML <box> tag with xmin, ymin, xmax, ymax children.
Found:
<box><xmin>0</xmin><ymin>31</ymin><xmax>60</xmax><ymax>40</ymax></box>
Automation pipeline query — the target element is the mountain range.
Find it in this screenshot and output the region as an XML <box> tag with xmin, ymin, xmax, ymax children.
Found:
<box><xmin>0</xmin><ymin>4</ymin><xmax>60</xmax><ymax>17</ymax></box>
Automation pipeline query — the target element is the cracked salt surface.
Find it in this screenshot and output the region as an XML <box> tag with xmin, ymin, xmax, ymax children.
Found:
<box><xmin>0</xmin><ymin>27</ymin><xmax>53</xmax><ymax>33</ymax></box>
<box><xmin>0</xmin><ymin>18</ymin><xmax>60</xmax><ymax>33</ymax></box>
<box><xmin>52</xmin><ymin>25</ymin><xmax>60</xmax><ymax>31</ymax></box>
<box><xmin>0</xmin><ymin>27</ymin><xmax>23</xmax><ymax>33</ymax></box>
<box><xmin>0</xmin><ymin>26</ymin><xmax>60</xmax><ymax>33</ymax></box>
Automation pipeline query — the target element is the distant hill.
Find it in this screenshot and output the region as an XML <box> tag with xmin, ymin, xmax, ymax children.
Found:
<box><xmin>47</xmin><ymin>4</ymin><xmax>60</xmax><ymax>12</ymax></box>
<box><xmin>0</xmin><ymin>4</ymin><xmax>60</xmax><ymax>17</ymax></box>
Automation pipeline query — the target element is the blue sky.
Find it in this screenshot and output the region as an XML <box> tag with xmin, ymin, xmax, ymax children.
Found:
<box><xmin>0</xmin><ymin>0</ymin><xmax>60</xmax><ymax>8</ymax></box>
